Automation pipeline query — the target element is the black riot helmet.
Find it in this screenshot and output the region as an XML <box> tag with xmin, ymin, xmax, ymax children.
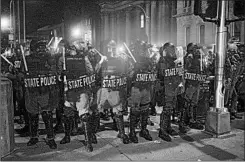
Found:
<box><xmin>36</xmin><ymin>40</ymin><xmax>47</xmax><ymax>53</ymax></box>
<box><xmin>30</xmin><ymin>39</ymin><xmax>38</xmax><ymax>52</ymax></box>
<box><xmin>162</xmin><ymin>42</ymin><xmax>176</xmax><ymax>58</ymax></box>
<box><xmin>187</xmin><ymin>43</ymin><xmax>199</xmax><ymax>54</ymax></box>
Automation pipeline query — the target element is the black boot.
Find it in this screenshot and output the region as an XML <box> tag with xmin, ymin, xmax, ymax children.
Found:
<box><xmin>190</xmin><ymin>106</ymin><xmax>204</xmax><ymax>130</ymax></box>
<box><xmin>91</xmin><ymin>112</ymin><xmax>100</xmax><ymax>144</ymax></box>
<box><xmin>184</xmin><ymin>103</ymin><xmax>191</xmax><ymax>126</ymax></box>
<box><xmin>81</xmin><ymin>114</ymin><xmax>93</xmax><ymax>152</ymax></box>
<box><xmin>158</xmin><ymin>112</ymin><xmax>171</xmax><ymax>142</ymax></box>
<box><xmin>60</xmin><ymin>117</ymin><xmax>72</xmax><ymax>144</ymax></box>
<box><xmin>115</xmin><ymin>114</ymin><xmax>129</xmax><ymax>144</ymax></box>
<box><xmin>139</xmin><ymin>109</ymin><xmax>152</xmax><ymax>141</ymax></box>
<box><xmin>179</xmin><ymin>110</ymin><xmax>188</xmax><ymax>134</ymax></box>
<box><xmin>41</xmin><ymin>111</ymin><xmax>57</xmax><ymax>149</ymax></box>
<box><xmin>129</xmin><ymin>113</ymin><xmax>138</xmax><ymax>143</ymax></box>
<box><xmin>54</xmin><ymin>107</ymin><xmax>64</xmax><ymax>134</ymax></box>
<box><xmin>27</xmin><ymin>113</ymin><xmax>39</xmax><ymax>146</ymax></box>
<box><xmin>111</xmin><ymin>112</ymin><xmax>118</xmax><ymax>131</ymax></box>
<box><xmin>17</xmin><ymin>101</ymin><xmax>30</xmax><ymax>136</ymax></box>
<box><xmin>167</xmin><ymin>113</ymin><xmax>178</xmax><ymax>136</ymax></box>
<box><xmin>71</xmin><ymin>112</ymin><xmax>79</xmax><ymax>136</ymax></box>
<box><xmin>112</xmin><ymin>118</ymin><xmax>118</xmax><ymax>131</ymax></box>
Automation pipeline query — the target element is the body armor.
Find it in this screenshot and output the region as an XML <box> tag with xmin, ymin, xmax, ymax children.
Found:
<box><xmin>183</xmin><ymin>46</ymin><xmax>205</xmax><ymax>130</ymax></box>
<box><xmin>61</xmin><ymin>50</ymin><xmax>98</xmax><ymax>152</ymax></box>
<box><xmin>24</xmin><ymin>50</ymin><xmax>57</xmax><ymax>149</ymax></box>
<box><xmin>97</xmin><ymin>56</ymin><xmax>130</xmax><ymax>144</ymax></box>
<box><xmin>157</xmin><ymin>43</ymin><xmax>186</xmax><ymax>142</ymax></box>
<box><xmin>24</xmin><ymin>52</ymin><xmax>57</xmax><ymax>114</ymax></box>
<box><xmin>127</xmin><ymin>50</ymin><xmax>155</xmax><ymax>143</ymax></box>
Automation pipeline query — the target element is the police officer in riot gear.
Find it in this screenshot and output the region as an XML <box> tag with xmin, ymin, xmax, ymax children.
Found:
<box><xmin>183</xmin><ymin>43</ymin><xmax>204</xmax><ymax>130</ymax></box>
<box><xmin>127</xmin><ymin>41</ymin><xmax>154</xmax><ymax>143</ymax></box>
<box><xmin>59</xmin><ymin>40</ymin><xmax>100</xmax><ymax>152</ymax></box>
<box><xmin>23</xmin><ymin>40</ymin><xmax>57</xmax><ymax>149</ymax></box>
<box><xmin>13</xmin><ymin>45</ymin><xmax>30</xmax><ymax>136</ymax></box>
<box><xmin>49</xmin><ymin>39</ymin><xmax>66</xmax><ymax>134</ymax></box>
<box><xmin>157</xmin><ymin>42</ymin><xmax>187</xmax><ymax>142</ymax></box>
<box><xmin>97</xmin><ymin>40</ymin><xmax>130</xmax><ymax>144</ymax></box>
<box><xmin>225</xmin><ymin>39</ymin><xmax>245</xmax><ymax>120</ymax></box>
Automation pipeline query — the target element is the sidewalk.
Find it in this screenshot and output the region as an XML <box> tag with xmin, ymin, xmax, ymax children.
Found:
<box><xmin>1</xmin><ymin>114</ymin><xmax>244</xmax><ymax>161</ymax></box>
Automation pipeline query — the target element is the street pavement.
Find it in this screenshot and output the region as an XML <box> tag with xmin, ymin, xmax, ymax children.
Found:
<box><xmin>1</xmin><ymin>113</ymin><xmax>244</xmax><ymax>161</ymax></box>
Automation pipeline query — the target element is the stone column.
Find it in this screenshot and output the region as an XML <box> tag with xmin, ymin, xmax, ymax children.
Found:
<box><xmin>157</xmin><ymin>1</ymin><xmax>163</xmax><ymax>46</ymax></box>
<box><xmin>125</xmin><ymin>10</ymin><xmax>131</xmax><ymax>45</ymax></box>
<box><xmin>116</xmin><ymin>12</ymin><xmax>121</xmax><ymax>44</ymax></box>
<box><xmin>241</xmin><ymin>21</ymin><xmax>245</xmax><ymax>43</ymax></box>
<box><xmin>163</xmin><ymin>0</ymin><xmax>171</xmax><ymax>44</ymax></box>
<box><xmin>170</xmin><ymin>0</ymin><xmax>177</xmax><ymax>45</ymax></box>
<box><xmin>104</xmin><ymin>12</ymin><xmax>109</xmax><ymax>41</ymax></box>
<box><xmin>111</xmin><ymin>13</ymin><xmax>116</xmax><ymax>41</ymax></box>
<box><xmin>100</xmin><ymin>13</ymin><xmax>105</xmax><ymax>52</ymax></box>
<box><xmin>150</xmin><ymin>1</ymin><xmax>157</xmax><ymax>45</ymax></box>
<box><xmin>135</xmin><ymin>9</ymin><xmax>141</xmax><ymax>41</ymax></box>
<box><xmin>145</xmin><ymin>2</ymin><xmax>150</xmax><ymax>43</ymax></box>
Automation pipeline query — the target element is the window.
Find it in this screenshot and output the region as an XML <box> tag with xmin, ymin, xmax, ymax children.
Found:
<box><xmin>186</xmin><ymin>27</ymin><xmax>191</xmax><ymax>45</ymax></box>
<box><xmin>140</xmin><ymin>14</ymin><xmax>145</xmax><ymax>28</ymax></box>
<box><xmin>184</xmin><ymin>0</ymin><xmax>192</xmax><ymax>7</ymax></box>
<box><xmin>200</xmin><ymin>25</ymin><xmax>205</xmax><ymax>44</ymax></box>
<box><xmin>85</xmin><ymin>18</ymin><xmax>91</xmax><ymax>26</ymax></box>
<box><xmin>234</xmin><ymin>21</ymin><xmax>241</xmax><ymax>41</ymax></box>
<box><xmin>88</xmin><ymin>18</ymin><xmax>91</xmax><ymax>25</ymax></box>
<box><xmin>184</xmin><ymin>0</ymin><xmax>188</xmax><ymax>7</ymax></box>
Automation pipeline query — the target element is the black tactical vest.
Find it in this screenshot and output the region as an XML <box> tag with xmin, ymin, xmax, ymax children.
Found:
<box><xmin>101</xmin><ymin>57</ymin><xmax>127</xmax><ymax>90</ymax></box>
<box><xmin>24</xmin><ymin>52</ymin><xmax>56</xmax><ymax>94</ymax></box>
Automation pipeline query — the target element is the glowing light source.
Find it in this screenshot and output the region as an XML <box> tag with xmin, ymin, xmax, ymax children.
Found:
<box><xmin>1</xmin><ymin>17</ymin><xmax>10</xmax><ymax>30</ymax></box>
<box><xmin>117</xmin><ymin>46</ymin><xmax>125</xmax><ymax>53</ymax></box>
<box><xmin>71</xmin><ymin>27</ymin><xmax>82</xmax><ymax>38</ymax></box>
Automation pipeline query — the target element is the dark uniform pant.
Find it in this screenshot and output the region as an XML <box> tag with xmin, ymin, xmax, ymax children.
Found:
<box><xmin>97</xmin><ymin>87</ymin><xmax>129</xmax><ymax>144</ymax></box>
<box><xmin>127</xmin><ymin>87</ymin><xmax>153</xmax><ymax>142</ymax></box>
<box><xmin>184</xmin><ymin>84</ymin><xmax>200</xmax><ymax>123</ymax></box>
<box><xmin>62</xmin><ymin>90</ymin><xmax>100</xmax><ymax>152</ymax></box>
<box><xmin>156</xmin><ymin>80</ymin><xmax>187</xmax><ymax>141</ymax></box>
<box><xmin>24</xmin><ymin>90</ymin><xmax>56</xmax><ymax>146</ymax></box>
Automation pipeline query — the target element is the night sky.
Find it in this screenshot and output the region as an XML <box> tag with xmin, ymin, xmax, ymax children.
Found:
<box><xmin>1</xmin><ymin>0</ymin><xmax>64</xmax><ymax>34</ymax></box>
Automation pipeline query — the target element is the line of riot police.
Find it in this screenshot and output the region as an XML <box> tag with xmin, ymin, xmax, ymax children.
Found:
<box><xmin>1</xmin><ymin>36</ymin><xmax>244</xmax><ymax>152</ymax></box>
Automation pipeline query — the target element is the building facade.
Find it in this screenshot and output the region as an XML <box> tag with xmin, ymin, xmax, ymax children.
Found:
<box><xmin>62</xmin><ymin>0</ymin><xmax>244</xmax><ymax>53</ymax></box>
<box><xmin>175</xmin><ymin>0</ymin><xmax>245</xmax><ymax>48</ymax></box>
<box><xmin>99</xmin><ymin>0</ymin><xmax>177</xmax><ymax>53</ymax></box>
<box><xmin>63</xmin><ymin>0</ymin><xmax>100</xmax><ymax>46</ymax></box>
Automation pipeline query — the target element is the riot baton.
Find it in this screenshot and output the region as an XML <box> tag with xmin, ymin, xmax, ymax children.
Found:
<box><xmin>1</xmin><ymin>54</ymin><xmax>14</xmax><ymax>67</ymax></box>
<box><xmin>62</xmin><ymin>47</ymin><xmax>67</xmax><ymax>90</ymax></box>
<box><xmin>93</xmin><ymin>48</ymin><xmax>104</xmax><ymax>57</ymax></box>
<box><xmin>47</xmin><ymin>37</ymin><xmax>54</xmax><ymax>47</ymax></box>
<box><xmin>123</xmin><ymin>42</ymin><xmax>137</xmax><ymax>63</ymax></box>
<box><xmin>62</xmin><ymin>47</ymin><xmax>66</xmax><ymax>71</ymax></box>
<box><xmin>20</xmin><ymin>45</ymin><xmax>28</xmax><ymax>72</ymax></box>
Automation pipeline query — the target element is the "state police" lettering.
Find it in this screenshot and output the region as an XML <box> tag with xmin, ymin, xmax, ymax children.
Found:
<box><xmin>67</xmin><ymin>74</ymin><xmax>96</xmax><ymax>90</ymax></box>
<box><xmin>185</xmin><ymin>72</ymin><xmax>207</xmax><ymax>82</ymax></box>
<box><xmin>102</xmin><ymin>77</ymin><xmax>127</xmax><ymax>88</ymax></box>
<box><xmin>164</xmin><ymin>68</ymin><xmax>183</xmax><ymax>77</ymax></box>
<box><xmin>24</xmin><ymin>75</ymin><xmax>57</xmax><ymax>88</ymax></box>
<box><xmin>135</xmin><ymin>73</ymin><xmax>157</xmax><ymax>82</ymax></box>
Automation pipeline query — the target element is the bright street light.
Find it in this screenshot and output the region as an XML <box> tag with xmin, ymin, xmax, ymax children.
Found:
<box><xmin>71</xmin><ymin>27</ymin><xmax>82</xmax><ymax>38</ymax></box>
<box><xmin>1</xmin><ymin>17</ymin><xmax>10</xmax><ymax>30</ymax></box>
